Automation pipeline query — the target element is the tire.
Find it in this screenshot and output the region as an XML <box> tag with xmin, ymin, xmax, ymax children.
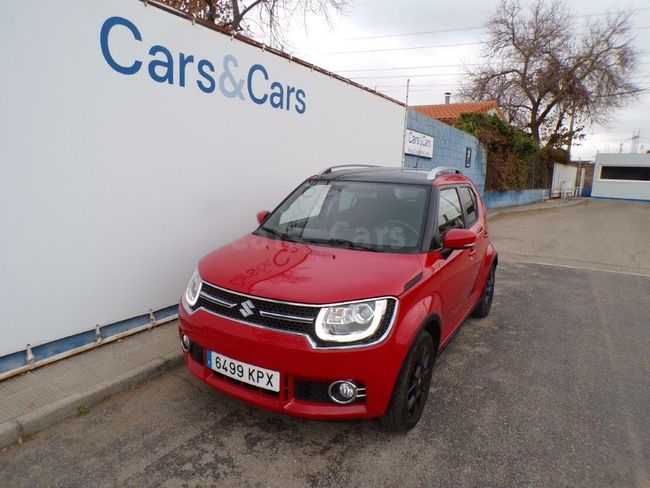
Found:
<box><xmin>381</xmin><ymin>330</ymin><xmax>435</xmax><ymax>432</ymax></box>
<box><xmin>472</xmin><ymin>265</ymin><xmax>496</xmax><ymax>318</ymax></box>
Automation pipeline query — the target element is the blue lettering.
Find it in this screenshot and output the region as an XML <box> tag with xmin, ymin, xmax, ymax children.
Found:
<box><xmin>247</xmin><ymin>64</ymin><xmax>269</xmax><ymax>105</ymax></box>
<box><xmin>269</xmin><ymin>81</ymin><xmax>284</xmax><ymax>109</ymax></box>
<box><xmin>179</xmin><ymin>52</ymin><xmax>195</xmax><ymax>87</ymax></box>
<box><xmin>295</xmin><ymin>89</ymin><xmax>306</xmax><ymax>114</ymax></box>
<box><xmin>99</xmin><ymin>17</ymin><xmax>307</xmax><ymax>114</ymax></box>
<box><xmin>197</xmin><ymin>59</ymin><xmax>216</xmax><ymax>94</ymax></box>
<box><xmin>100</xmin><ymin>16</ymin><xmax>142</xmax><ymax>75</ymax></box>
<box><xmin>219</xmin><ymin>55</ymin><xmax>245</xmax><ymax>99</ymax></box>
<box><xmin>285</xmin><ymin>86</ymin><xmax>296</xmax><ymax>111</ymax></box>
<box><xmin>148</xmin><ymin>45</ymin><xmax>174</xmax><ymax>84</ymax></box>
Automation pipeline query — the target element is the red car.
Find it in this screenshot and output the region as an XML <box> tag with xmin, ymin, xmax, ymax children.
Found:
<box><xmin>179</xmin><ymin>165</ymin><xmax>497</xmax><ymax>430</ymax></box>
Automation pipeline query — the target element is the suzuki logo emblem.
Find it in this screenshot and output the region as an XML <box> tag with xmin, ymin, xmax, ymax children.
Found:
<box><xmin>239</xmin><ymin>300</ymin><xmax>255</xmax><ymax>318</ymax></box>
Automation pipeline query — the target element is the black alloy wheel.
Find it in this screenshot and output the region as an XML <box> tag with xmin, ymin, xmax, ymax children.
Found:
<box><xmin>381</xmin><ymin>330</ymin><xmax>435</xmax><ymax>431</ymax></box>
<box><xmin>406</xmin><ymin>342</ymin><xmax>433</xmax><ymax>417</ymax></box>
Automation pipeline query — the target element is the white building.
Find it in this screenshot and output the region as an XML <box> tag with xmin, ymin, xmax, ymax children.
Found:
<box><xmin>591</xmin><ymin>153</ymin><xmax>650</xmax><ymax>201</ymax></box>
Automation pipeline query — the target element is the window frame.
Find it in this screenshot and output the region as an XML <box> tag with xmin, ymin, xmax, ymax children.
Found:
<box><xmin>457</xmin><ymin>185</ymin><xmax>480</xmax><ymax>228</ymax></box>
<box><xmin>429</xmin><ymin>185</ymin><xmax>465</xmax><ymax>248</ymax></box>
<box><xmin>599</xmin><ymin>165</ymin><xmax>650</xmax><ymax>182</ymax></box>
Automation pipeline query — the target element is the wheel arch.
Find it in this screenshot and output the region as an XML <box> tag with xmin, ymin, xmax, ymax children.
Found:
<box><xmin>418</xmin><ymin>313</ymin><xmax>442</xmax><ymax>356</ymax></box>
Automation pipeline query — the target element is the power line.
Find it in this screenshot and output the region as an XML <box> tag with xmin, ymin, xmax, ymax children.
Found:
<box><xmin>332</xmin><ymin>61</ymin><xmax>650</xmax><ymax>74</ymax></box>
<box><xmin>317</xmin><ymin>41</ymin><xmax>481</xmax><ymax>55</ymax></box>
<box><xmin>345</xmin><ymin>8</ymin><xmax>650</xmax><ymax>42</ymax></box>
<box><xmin>357</xmin><ymin>9</ymin><xmax>491</xmax><ymax>29</ymax></box>
<box><xmin>318</xmin><ymin>8</ymin><xmax>650</xmax><ymax>55</ymax></box>
<box><xmin>379</xmin><ymin>89</ymin><xmax>457</xmax><ymax>93</ymax></box>
<box><xmin>319</xmin><ymin>29</ymin><xmax>649</xmax><ymax>55</ymax></box>
<box><xmin>376</xmin><ymin>82</ymin><xmax>460</xmax><ymax>88</ymax></box>
<box><xmin>335</xmin><ymin>63</ymin><xmax>475</xmax><ymax>73</ymax></box>
<box><xmin>352</xmin><ymin>73</ymin><xmax>650</xmax><ymax>81</ymax></box>
<box><xmin>349</xmin><ymin>25</ymin><xmax>482</xmax><ymax>41</ymax></box>
<box><xmin>354</xmin><ymin>6</ymin><xmax>650</xmax><ymax>31</ymax></box>
<box><xmin>350</xmin><ymin>72</ymin><xmax>464</xmax><ymax>80</ymax></box>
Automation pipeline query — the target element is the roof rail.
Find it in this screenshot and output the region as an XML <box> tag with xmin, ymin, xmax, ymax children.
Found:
<box><xmin>319</xmin><ymin>164</ymin><xmax>380</xmax><ymax>175</ymax></box>
<box><xmin>426</xmin><ymin>166</ymin><xmax>462</xmax><ymax>180</ymax></box>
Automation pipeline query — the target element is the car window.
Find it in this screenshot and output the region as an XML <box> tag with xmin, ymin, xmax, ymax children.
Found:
<box><xmin>437</xmin><ymin>188</ymin><xmax>464</xmax><ymax>236</ymax></box>
<box><xmin>458</xmin><ymin>186</ymin><xmax>478</xmax><ymax>227</ymax></box>
<box><xmin>259</xmin><ymin>180</ymin><xmax>430</xmax><ymax>253</ymax></box>
<box><xmin>279</xmin><ymin>184</ymin><xmax>330</xmax><ymax>225</ymax></box>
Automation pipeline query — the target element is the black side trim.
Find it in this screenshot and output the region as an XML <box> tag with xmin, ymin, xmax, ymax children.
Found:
<box><xmin>403</xmin><ymin>272</ymin><xmax>423</xmax><ymax>291</ymax></box>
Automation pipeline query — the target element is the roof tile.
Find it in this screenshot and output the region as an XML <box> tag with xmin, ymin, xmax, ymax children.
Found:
<box><xmin>412</xmin><ymin>101</ymin><xmax>503</xmax><ymax>125</ymax></box>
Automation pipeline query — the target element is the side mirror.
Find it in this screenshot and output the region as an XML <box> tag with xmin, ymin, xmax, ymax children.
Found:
<box><xmin>443</xmin><ymin>228</ymin><xmax>477</xmax><ymax>250</ymax></box>
<box><xmin>256</xmin><ymin>210</ymin><xmax>270</xmax><ymax>224</ymax></box>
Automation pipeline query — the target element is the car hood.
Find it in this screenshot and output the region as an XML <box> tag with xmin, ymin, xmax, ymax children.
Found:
<box><xmin>198</xmin><ymin>234</ymin><xmax>423</xmax><ymax>303</ymax></box>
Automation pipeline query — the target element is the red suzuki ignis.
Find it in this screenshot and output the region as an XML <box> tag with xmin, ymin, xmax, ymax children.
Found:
<box><xmin>179</xmin><ymin>165</ymin><xmax>497</xmax><ymax>430</ymax></box>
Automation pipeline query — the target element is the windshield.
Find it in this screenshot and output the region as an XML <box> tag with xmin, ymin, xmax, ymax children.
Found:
<box><xmin>256</xmin><ymin>180</ymin><xmax>429</xmax><ymax>253</ymax></box>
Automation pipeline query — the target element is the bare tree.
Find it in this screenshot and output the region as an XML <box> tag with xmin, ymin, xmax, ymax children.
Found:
<box><xmin>460</xmin><ymin>0</ymin><xmax>643</xmax><ymax>147</ymax></box>
<box><xmin>159</xmin><ymin>0</ymin><xmax>348</xmax><ymax>47</ymax></box>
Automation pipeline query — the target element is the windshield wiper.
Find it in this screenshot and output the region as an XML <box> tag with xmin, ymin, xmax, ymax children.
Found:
<box><xmin>329</xmin><ymin>238</ymin><xmax>383</xmax><ymax>252</ymax></box>
<box><xmin>298</xmin><ymin>237</ymin><xmax>382</xmax><ymax>252</ymax></box>
<box><xmin>259</xmin><ymin>225</ymin><xmax>296</xmax><ymax>242</ymax></box>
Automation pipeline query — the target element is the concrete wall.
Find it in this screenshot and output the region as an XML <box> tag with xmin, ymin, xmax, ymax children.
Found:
<box><xmin>404</xmin><ymin>109</ymin><xmax>487</xmax><ymax>194</ymax></box>
<box><xmin>483</xmin><ymin>189</ymin><xmax>549</xmax><ymax>209</ymax></box>
<box><xmin>592</xmin><ymin>153</ymin><xmax>650</xmax><ymax>201</ymax></box>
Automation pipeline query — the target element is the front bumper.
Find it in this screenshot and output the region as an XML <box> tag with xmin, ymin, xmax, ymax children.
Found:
<box><xmin>178</xmin><ymin>304</ymin><xmax>406</xmax><ymax>419</ymax></box>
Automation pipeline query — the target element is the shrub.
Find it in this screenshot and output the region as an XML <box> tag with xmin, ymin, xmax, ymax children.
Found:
<box><xmin>455</xmin><ymin>113</ymin><xmax>538</xmax><ymax>191</ymax></box>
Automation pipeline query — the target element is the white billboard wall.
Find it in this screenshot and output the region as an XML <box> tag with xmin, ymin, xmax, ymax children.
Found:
<box><xmin>0</xmin><ymin>0</ymin><xmax>405</xmax><ymax>357</ymax></box>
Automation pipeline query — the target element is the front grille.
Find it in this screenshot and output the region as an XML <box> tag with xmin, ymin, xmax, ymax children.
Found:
<box><xmin>193</xmin><ymin>281</ymin><xmax>397</xmax><ymax>348</ymax></box>
<box><xmin>197</xmin><ymin>281</ymin><xmax>317</xmax><ymax>334</ymax></box>
<box><xmin>294</xmin><ymin>379</ymin><xmax>333</xmax><ymax>403</ymax></box>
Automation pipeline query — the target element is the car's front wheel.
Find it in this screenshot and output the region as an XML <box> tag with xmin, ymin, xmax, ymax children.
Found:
<box><xmin>381</xmin><ymin>330</ymin><xmax>435</xmax><ymax>432</ymax></box>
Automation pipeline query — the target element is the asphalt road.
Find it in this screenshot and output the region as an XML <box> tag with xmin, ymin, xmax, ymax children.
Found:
<box><xmin>490</xmin><ymin>199</ymin><xmax>650</xmax><ymax>276</ymax></box>
<box><xmin>1</xmin><ymin>200</ymin><xmax>649</xmax><ymax>487</ymax></box>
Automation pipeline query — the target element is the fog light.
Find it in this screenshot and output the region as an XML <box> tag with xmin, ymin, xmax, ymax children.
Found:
<box><xmin>328</xmin><ymin>380</ymin><xmax>358</xmax><ymax>404</ymax></box>
<box><xmin>180</xmin><ymin>333</ymin><xmax>191</xmax><ymax>352</ymax></box>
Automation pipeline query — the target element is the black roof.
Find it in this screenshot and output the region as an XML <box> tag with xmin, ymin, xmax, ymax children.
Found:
<box><xmin>313</xmin><ymin>166</ymin><xmax>432</xmax><ymax>185</ymax></box>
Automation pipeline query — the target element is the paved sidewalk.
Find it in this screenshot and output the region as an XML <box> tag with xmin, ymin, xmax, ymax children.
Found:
<box><xmin>0</xmin><ymin>321</ymin><xmax>181</xmax><ymax>448</ymax></box>
<box><xmin>487</xmin><ymin>197</ymin><xmax>585</xmax><ymax>219</ymax></box>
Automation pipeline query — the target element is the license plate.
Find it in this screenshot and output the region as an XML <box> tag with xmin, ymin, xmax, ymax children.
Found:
<box><xmin>207</xmin><ymin>350</ymin><xmax>280</xmax><ymax>392</ymax></box>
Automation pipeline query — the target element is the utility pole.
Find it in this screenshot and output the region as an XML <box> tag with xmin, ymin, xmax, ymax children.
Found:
<box><xmin>631</xmin><ymin>129</ymin><xmax>640</xmax><ymax>153</ymax></box>
<box><xmin>401</xmin><ymin>79</ymin><xmax>411</xmax><ymax>168</ymax></box>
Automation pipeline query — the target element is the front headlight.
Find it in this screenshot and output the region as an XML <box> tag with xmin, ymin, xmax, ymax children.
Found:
<box><xmin>315</xmin><ymin>299</ymin><xmax>388</xmax><ymax>343</ymax></box>
<box><xmin>184</xmin><ymin>269</ymin><xmax>202</xmax><ymax>308</ymax></box>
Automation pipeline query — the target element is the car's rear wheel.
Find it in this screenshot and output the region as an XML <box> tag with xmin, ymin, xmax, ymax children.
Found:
<box><xmin>472</xmin><ymin>265</ymin><xmax>496</xmax><ymax>318</ymax></box>
<box><xmin>381</xmin><ymin>330</ymin><xmax>435</xmax><ymax>432</ymax></box>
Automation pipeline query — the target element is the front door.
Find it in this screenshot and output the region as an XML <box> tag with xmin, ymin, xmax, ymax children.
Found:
<box><xmin>436</xmin><ymin>187</ymin><xmax>475</xmax><ymax>336</ymax></box>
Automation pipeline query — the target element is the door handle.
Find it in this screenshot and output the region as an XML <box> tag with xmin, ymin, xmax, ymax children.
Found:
<box><xmin>468</xmin><ymin>248</ymin><xmax>477</xmax><ymax>257</ymax></box>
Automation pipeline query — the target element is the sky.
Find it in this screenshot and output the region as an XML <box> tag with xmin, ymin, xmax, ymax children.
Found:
<box><xmin>278</xmin><ymin>0</ymin><xmax>650</xmax><ymax>161</ymax></box>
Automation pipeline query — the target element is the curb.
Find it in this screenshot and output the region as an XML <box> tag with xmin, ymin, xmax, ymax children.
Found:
<box><xmin>487</xmin><ymin>198</ymin><xmax>586</xmax><ymax>220</ymax></box>
<box><xmin>0</xmin><ymin>350</ymin><xmax>183</xmax><ymax>449</ymax></box>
